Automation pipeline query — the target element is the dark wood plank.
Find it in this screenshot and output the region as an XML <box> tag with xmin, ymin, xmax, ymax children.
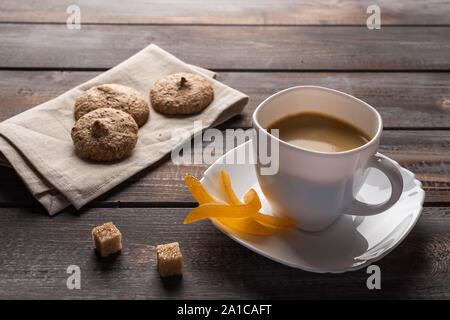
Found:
<box><xmin>0</xmin><ymin>130</ymin><xmax>448</xmax><ymax>206</ymax></box>
<box><xmin>2</xmin><ymin>71</ymin><xmax>450</xmax><ymax>128</ymax></box>
<box><xmin>47</xmin><ymin>129</ymin><xmax>450</xmax><ymax>205</ymax></box>
<box><xmin>0</xmin><ymin>24</ymin><xmax>449</xmax><ymax>70</ymax></box>
<box><xmin>0</xmin><ymin>0</ymin><xmax>449</xmax><ymax>25</ymax></box>
<box><xmin>0</xmin><ymin>206</ymin><xmax>447</xmax><ymax>299</ymax></box>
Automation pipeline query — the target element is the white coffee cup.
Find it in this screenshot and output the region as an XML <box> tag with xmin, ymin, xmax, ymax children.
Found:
<box><xmin>253</xmin><ymin>86</ymin><xmax>403</xmax><ymax>232</ymax></box>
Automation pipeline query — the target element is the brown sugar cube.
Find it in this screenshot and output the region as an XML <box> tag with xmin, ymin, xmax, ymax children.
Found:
<box><xmin>156</xmin><ymin>242</ymin><xmax>183</xmax><ymax>277</ymax></box>
<box><xmin>92</xmin><ymin>222</ymin><xmax>122</xmax><ymax>257</ymax></box>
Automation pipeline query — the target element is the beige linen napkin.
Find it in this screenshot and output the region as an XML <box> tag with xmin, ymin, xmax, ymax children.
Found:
<box><xmin>0</xmin><ymin>44</ymin><xmax>248</xmax><ymax>215</ymax></box>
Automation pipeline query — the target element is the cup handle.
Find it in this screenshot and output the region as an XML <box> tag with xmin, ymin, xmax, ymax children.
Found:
<box><xmin>344</xmin><ymin>154</ymin><xmax>403</xmax><ymax>216</ymax></box>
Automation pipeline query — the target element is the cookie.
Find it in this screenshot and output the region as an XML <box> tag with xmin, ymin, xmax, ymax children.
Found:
<box><xmin>150</xmin><ymin>72</ymin><xmax>214</xmax><ymax>115</ymax></box>
<box><xmin>75</xmin><ymin>84</ymin><xmax>150</xmax><ymax>127</ymax></box>
<box><xmin>71</xmin><ymin>108</ymin><xmax>138</xmax><ymax>162</ymax></box>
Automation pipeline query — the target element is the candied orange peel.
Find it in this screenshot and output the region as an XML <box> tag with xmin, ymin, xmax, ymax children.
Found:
<box><xmin>183</xmin><ymin>171</ymin><xmax>296</xmax><ymax>235</ymax></box>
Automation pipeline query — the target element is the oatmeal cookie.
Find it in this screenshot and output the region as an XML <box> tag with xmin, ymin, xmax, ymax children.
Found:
<box><xmin>75</xmin><ymin>84</ymin><xmax>149</xmax><ymax>127</ymax></box>
<box><xmin>71</xmin><ymin>108</ymin><xmax>138</xmax><ymax>161</ymax></box>
<box><xmin>150</xmin><ymin>72</ymin><xmax>214</xmax><ymax>115</ymax></box>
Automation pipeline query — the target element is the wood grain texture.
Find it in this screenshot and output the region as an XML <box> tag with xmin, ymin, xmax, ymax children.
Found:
<box><xmin>0</xmin><ymin>0</ymin><xmax>449</xmax><ymax>25</ymax></box>
<box><xmin>0</xmin><ymin>24</ymin><xmax>449</xmax><ymax>70</ymax></box>
<box><xmin>2</xmin><ymin>70</ymin><xmax>449</xmax><ymax>128</ymax></box>
<box><xmin>1</xmin><ymin>0</ymin><xmax>449</xmax><ymax>300</ymax></box>
<box><xmin>0</xmin><ymin>70</ymin><xmax>448</xmax><ymax>206</ymax></box>
<box><xmin>0</xmin><ymin>206</ymin><xmax>448</xmax><ymax>299</ymax></box>
<box><xmin>0</xmin><ymin>130</ymin><xmax>448</xmax><ymax>206</ymax></box>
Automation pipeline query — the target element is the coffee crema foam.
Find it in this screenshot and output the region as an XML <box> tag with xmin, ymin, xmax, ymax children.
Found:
<box><xmin>267</xmin><ymin>111</ymin><xmax>370</xmax><ymax>153</ymax></box>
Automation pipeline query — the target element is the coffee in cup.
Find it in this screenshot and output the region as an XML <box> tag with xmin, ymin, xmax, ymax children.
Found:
<box><xmin>253</xmin><ymin>86</ymin><xmax>404</xmax><ymax>232</ymax></box>
<box><xmin>267</xmin><ymin>111</ymin><xmax>370</xmax><ymax>153</ymax></box>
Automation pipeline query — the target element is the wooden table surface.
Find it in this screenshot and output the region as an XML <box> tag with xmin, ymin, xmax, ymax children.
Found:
<box><xmin>0</xmin><ymin>0</ymin><xmax>449</xmax><ymax>299</ymax></box>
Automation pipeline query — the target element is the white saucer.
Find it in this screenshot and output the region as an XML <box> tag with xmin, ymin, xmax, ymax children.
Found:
<box><xmin>201</xmin><ymin>140</ymin><xmax>425</xmax><ymax>273</ymax></box>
